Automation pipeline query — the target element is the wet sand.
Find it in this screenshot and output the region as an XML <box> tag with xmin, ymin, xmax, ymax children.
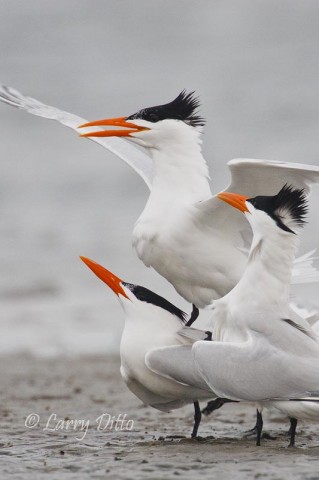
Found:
<box><xmin>1</xmin><ymin>355</ymin><xmax>319</xmax><ymax>479</ymax></box>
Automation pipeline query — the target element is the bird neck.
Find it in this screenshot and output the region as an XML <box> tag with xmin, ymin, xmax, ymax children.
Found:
<box><xmin>229</xmin><ymin>229</ymin><xmax>299</xmax><ymax>307</ymax></box>
<box><xmin>120</xmin><ymin>307</ymin><xmax>184</xmax><ymax>362</ymax></box>
<box><xmin>149</xmin><ymin>132</ymin><xmax>211</xmax><ymax>204</ymax></box>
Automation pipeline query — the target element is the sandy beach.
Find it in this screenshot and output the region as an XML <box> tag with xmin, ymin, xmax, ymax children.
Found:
<box><xmin>1</xmin><ymin>354</ymin><xmax>319</xmax><ymax>479</ymax></box>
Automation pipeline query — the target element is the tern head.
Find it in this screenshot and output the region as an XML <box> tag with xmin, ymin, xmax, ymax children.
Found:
<box><xmin>78</xmin><ymin>90</ymin><xmax>205</xmax><ymax>149</ymax></box>
<box><xmin>80</xmin><ymin>256</ymin><xmax>188</xmax><ymax>325</ymax></box>
<box><xmin>218</xmin><ymin>185</ymin><xmax>308</xmax><ymax>236</ymax></box>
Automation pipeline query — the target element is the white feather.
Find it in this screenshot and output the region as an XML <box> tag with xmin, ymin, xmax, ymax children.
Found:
<box><xmin>2</xmin><ymin>84</ymin><xmax>319</xmax><ymax>308</ymax></box>
<box><xmin>0</xmin><ymin>84</ymin><xmax>153</xmax><ymax>188</ymax></box>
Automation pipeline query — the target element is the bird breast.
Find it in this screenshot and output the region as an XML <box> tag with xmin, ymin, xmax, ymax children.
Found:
<box><xmin>132</xmin><ymin>212</ymin><xmax>247</xmax><ymax>306</ymax></box>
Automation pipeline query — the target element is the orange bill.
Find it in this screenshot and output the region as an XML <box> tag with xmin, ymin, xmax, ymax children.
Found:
<box><xmin>80</xmin><ymin>256</ymin><xmax>128</xmax><ymax>298</ymax></box>
<box><xmin>217</xmin><ymin>192</ymin><xmax>249</xmax><ymax>213</ymax></box>
<box><xmin>78</xmin><ymin>116</ymin><xmax>150</xmax><ymax>137</ymax></box>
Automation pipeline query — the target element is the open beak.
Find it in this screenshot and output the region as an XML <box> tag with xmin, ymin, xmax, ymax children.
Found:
<box><xmin>80</xmin><ymin>256</ymin><xmax>129</xmax><ymax>298</ymax></box>
<box><xmin>217</xmin><ymin>192</ymin><xmax>249</xmax><ymax>213</ymax></box>
<box><xmin>78</xmin><ymin>116</ymin><xmax>150</xmax><ymax>138</ymax></box>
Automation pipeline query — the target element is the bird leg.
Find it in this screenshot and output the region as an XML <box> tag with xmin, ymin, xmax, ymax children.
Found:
<box><xmin>202</xmin><ymin>397</ymin><xmax>237</xmax><ymax>415</ymax></box>
<box><xmin>288</xmin><ymin>417</ymin><xmax>297</xmax><ymax>448</ymax></box>
<box><xmin>191</xmin><ymin>400</ymin><xmax>202</xmax><ymax>438</ymax></box>
<box><xmin>244</xmin><ymin>409</ymin><xmax>276</xmax><ymax>442</ymax></box>
<box><xmin>186</xmin><ymin>305</ymin><xmax>199</xmax><ymax>327</ymax></box>
<box><xmin>243</xmin><ymin>407</ymin><xmax>262</xmax><ymax>437</ymax></box>
<box><xmin>256</xmin><ymin>409</ymin><xmax>263</xmax><ymax>446</ymax></box>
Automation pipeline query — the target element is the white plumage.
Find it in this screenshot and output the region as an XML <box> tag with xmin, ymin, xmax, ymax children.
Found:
<box><xmin>147</xmin><ymin>187</ymin><xmax>319</xmax><ymax>445</ymax></box>
<box><xmin>1</xmin><ymin>85</ymin><xmax>319</xmax><ymax>309</ymax></box>
<box><xmin>192</xmin><ymin>190</ymin><xmax>319</xmax><ymax>399</ymax></box>
<box><xmin>3</xmin><ymin>86</ymin><xmax>319</xmax><ymax>446</ymax></box>
<box><xmin>80</xmin><ymin>256</ymin><xmax>212</xmax><ymax>437</ymax></box>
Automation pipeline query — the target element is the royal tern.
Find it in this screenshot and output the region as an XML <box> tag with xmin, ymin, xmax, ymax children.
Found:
<box><xmin>80</xmin><ymin>256</ymin><xmax>213</xmax><ymax>438</ymax></box>
<box><xmin>77</xmin><ymin>91</ymin><xmax>319</xmax><ymax>317</ymax></box>
<box><xmin>146</xmin><ymin>185</ymin><xmax>319</xmax><ymax>446</ymax></box>
<box><xmin>188</xmin><ymin>185</ymin><xmax>319</xmax><ymax>447</ymax></box>
<box><xmin>1</xmin><ymin>85</ymin><xmax>319</xmax><ymax>324</ymax></box>
<box><xmin>2</xmin><ymin>85</ymin><xmax>319</xmax><ymax>434</ymax></box>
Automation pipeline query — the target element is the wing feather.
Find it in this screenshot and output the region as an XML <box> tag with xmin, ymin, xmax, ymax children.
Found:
<box><xmin>146</xmin><ymin>345</ymin><xmax>213</xmax><ymax>395</ymax></box>
<box><xmin>193</xmin><ymin>335</ymin><xmax>319</xmax><ymax>402</ymax></box>
<box><xmin>196</xmin><ymin>157</ymin><xmax>319</xmax><ymax>253</ymax></box>
<box><xmin>0</xmin><ymin>84</ymin><xmax>153</xmax><ymax>189</ymax></box>
<box><xmin>227</xmin><ymin>158</ymin><xmax>319</xmax><ymax>196</ymax></box>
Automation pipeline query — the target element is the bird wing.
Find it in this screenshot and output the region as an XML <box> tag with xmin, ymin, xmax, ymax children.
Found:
<box><xmin>270</xmin><ymin>399</ymin><xmax>319</xmax><ymax>421</ymax></box>
<box><xmin>145</xmin><ymin>345</ymin><xmax>213</xmax><ymax>395</ymax></box>
<box><xmin>192</xmin><ymin>328</ymin><xmax>319</xmax><ymax>402</ymax></box>
<box><xmin>0</xmin><ymin>84</ymin><xmax>153</xmax><ymax>189</ymax></box>
<box><xmin>196</xmin><ymin>158</ymin><xmax>319</xmax><ymax>252</ymax></box>
<box><xmin>291</xmin><ymin>249</ymin><xmax>319</xmax><ymax>285</ymax></box>
<box><xmin>226</xmin><ymin>158</ymin><xmax>319</xmax><ymax>196</ymax></box>
<box><xmin>120</xmin><ymin>365</ymin><xmax>177</xmax><ymax>412</ymax></box>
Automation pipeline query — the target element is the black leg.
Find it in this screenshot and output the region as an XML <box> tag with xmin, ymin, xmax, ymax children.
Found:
<box><xmin>202</xmin><ymin>397</ymin><xmax>237</xmax><ymax>415</ymax></box>
<box><xmin>256</xmin><ymin>409</ymin><xmax>263</xmax><ymax>446</ymax></box>
<box><xmin>244</xmin><ymin>409</ymin><xmax>259</xmax><ymax>437</ymax></box>
<box><xmin>186</xmin><ymin>305</ymin><xmax>199</xmax><ymax>327</ymax></box>
<box><xmin>191</xmin><ymin>401</ymin><xmax>202</xmax><ymax>438</ymax></box>
<box><xmin>288</xmin><ymin>417</ymin><xmax>297</xmax><ymax>448</ymax></box>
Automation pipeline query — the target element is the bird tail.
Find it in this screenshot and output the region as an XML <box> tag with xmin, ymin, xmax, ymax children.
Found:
<box><xmin>178</xmin><ymin>326</ymin><xmax>212</xmax><ymax>342</ymax></box>
<box><xmin>287</xmin><ymin>397</ymin><xmax>319</xmax><ymax>403</ymax></box>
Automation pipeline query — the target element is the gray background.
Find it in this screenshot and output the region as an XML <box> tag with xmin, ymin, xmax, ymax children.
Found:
<box><xmin>1</xmin><ymin>0</ymin><xmax>319</xmax><ymax>355</ymax></box>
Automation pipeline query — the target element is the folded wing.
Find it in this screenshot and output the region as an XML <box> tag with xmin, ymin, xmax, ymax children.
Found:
<box><xmin>146</xmin><ymin>345</ymin><xmax>213</xmax><ymax>394</ymax></box>
<box><xmin>193</xmin><ymin>334</ymin><xmax>319</xmax><ymax>402</ymax></box>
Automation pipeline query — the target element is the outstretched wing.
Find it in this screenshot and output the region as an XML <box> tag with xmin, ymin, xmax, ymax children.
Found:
<box><xmin>0</xmin><ymin>84</ymin><xmax>153</xmax><ymax>189</ymax></box>
<box><xmin>227</xmin><ymin>158</ymin><xmax>319</xmax><ymax>196</ymax></box>
<box><xmin>196</xmin><ymin>158</ymin><xmax>319</xmax><ymax>252</ymax></box>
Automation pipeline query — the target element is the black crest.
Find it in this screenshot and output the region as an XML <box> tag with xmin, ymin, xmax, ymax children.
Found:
<box><xmin>123</xmin><ymin>282</ymin><xmax>188</xmax><ymax>324</ymax></box>
<box><xmin>247</xmin><ymin>184</ymin><xmax>308</xmax><ymax>233</ymax></box>
<box><xmin>126</xmin><ymin>90</ymin><xmax>205</xmax><ymax>127</ymax></box>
